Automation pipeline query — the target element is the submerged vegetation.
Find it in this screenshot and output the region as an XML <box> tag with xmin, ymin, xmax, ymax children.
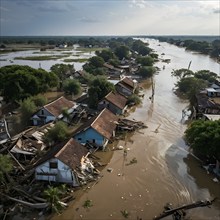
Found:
<box><xmin>14</xmin><ymin>55</ymin><xmax>69</xmax><ymax>60</ymax></box>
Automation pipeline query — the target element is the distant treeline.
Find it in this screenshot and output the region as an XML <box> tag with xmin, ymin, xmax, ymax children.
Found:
<box><xmin>151</xmin><ymin>36</ymin><xmax>220</xmax><ymax>60</ymax></box>
<box><xmin>1</xmin><ymin>35</ymin><xmax>219</xmax><ymax>60</ymax></box>
<box><xmin>0</xmin><ymin>36</ymin><xmax>142</xmax><ymax>48</ymax></box>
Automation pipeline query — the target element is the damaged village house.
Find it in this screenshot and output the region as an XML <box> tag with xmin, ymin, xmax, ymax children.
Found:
<box><xmin>0</xmin><ymin>76</ymin><xmax>147</xmax><ymax>216</ymax></box>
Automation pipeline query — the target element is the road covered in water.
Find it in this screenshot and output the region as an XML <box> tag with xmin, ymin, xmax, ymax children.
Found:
<box><xmin>53</xmin><ymin>39</ymin><xmax>220</xmax><ymax>220</ymax></box>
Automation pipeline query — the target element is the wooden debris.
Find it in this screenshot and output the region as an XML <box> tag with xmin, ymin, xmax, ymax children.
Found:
<box><xmin>117</xmin><ymin>119</ymin><xmax>147</xmax><ymax>132</ymax></box>
<box><xmin>1</xmin><ymin>193</ymin><xmax>49</xmax><ymax>209</ymax></box>
<box><xmin>154</xmin><ymin>198</ymin><xmax>217</xmax><ymax>220</ymax></box>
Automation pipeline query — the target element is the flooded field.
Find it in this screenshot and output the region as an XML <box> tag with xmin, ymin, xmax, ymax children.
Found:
<box><xmin>0</xmin><ymin>45</ymin><xmax>95</xmax><ymax>71</ymax></box>
<box><xmin>52</xmin><ymin>39</ymin><xmax>220</xmax><ymax>220</ymax></box>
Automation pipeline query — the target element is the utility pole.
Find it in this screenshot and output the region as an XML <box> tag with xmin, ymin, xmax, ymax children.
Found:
<box><xmin>187</xmin><ymin>60</ymin><xmax>192</xmax><ymax>70</ymax></box>
<box><xmin>150</xmin><ymin>76</ymin><xmax>155</xmax><ymax>103</ymax></box>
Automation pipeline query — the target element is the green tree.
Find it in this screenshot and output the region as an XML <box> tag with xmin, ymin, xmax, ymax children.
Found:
<box><xmin>175</xmin><ymin>77</ymin><xmax>207</xmax><ymax>105</ymax></box>
<box><xmin>43</xmin><ymin>121</ymin><xmax>68</xmax><ymax>145</ymax></box>
<box><xmin>138</xmin><ymin>66</ymin><xmax>156</xmax><ymax>78</ymax></box>
<box><xmin>0</xmin><ymin>155</ymin><xmax>13</xmax><ymax>182</ymax></box>
<box><xmin>132</xmin><ymin>40</ymin><xmax>151</xmax><ymax>55</ymax></box>
<box><xmin>0</xmin><ymin>65</ymin><xmax>58</xmax><ymax>102</ymax></box>
<box><xmin>20</xmin><ymin>98</ymin><xmax>37</xmax><ymax>126</ymax></box>
<box><xmin>136</xmin><ymin>56</ymin><xmax>154</xmax><ymax>66</ymax></box>
<box><xmin>185</xmin><ymin>120</ymin><xmax>220</xmax><ymax>160</ymax></box>
<box><xmin>88</xmin><ymin>77</ymin><xmax>115</xmax><ymax>109</ymax></box>
<box><xmin>96</xmin><ymin>49</ymin><xmax>115</xmax><ymax>62</ymax></box>
<box><xmin>194</xmin><ymin>70</ymin><xmax>218</xmax><ymax>83</ymax></box>
<box><xmin>83</xmin><ymin>56</ymin><xmax>106</xmax><ymax>75</ymax></box>
<box><xmin>44</xmin><ymin>186</ymin><xmax>63</xmax><ymax>213</ymax></box>
<box><xmin>127</xmin><ymin>94</ymin><xmax>141</xmax><ymax>106</ymax></box>
<box><xmin>50</xmin><ymin>64</ymin><xmax>75</xmax><ymax>81</ymax></box>
<box><xmin>89</xmin><ymin>56</ymin><xmax>105</xmax><ymax>68</ymax></box>
<box><xmin>115</xmin><ymin>45</ymin><xmax>130</xmax><ymax>60</ymax></box>
<box><xmin>63</xmin><ymin>79</ymin><xmax>81</xmax><ymax>96</ymax></box>
<box><xmin>149</xmin><ymin>53</ymin><xmax>159</xmax><ymax>59</ymax></box>
<box><xmin>31</xmin><ymin>94</ymin><xmax>47</xmax><ymax>107</ymax></box>
<box><xmin>171</xmin><ymin>68</ymin><xmax>194</xmax><ymax>79</ymax></box>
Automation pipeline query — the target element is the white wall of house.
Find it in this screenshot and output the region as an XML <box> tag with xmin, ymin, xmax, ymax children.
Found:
<box><xmin>35</xmin><ymin>158</ymin><xmax>79</xmax><ymax>186</ymax></box>
<box><xmin>32</xmin><ymin>108</ymin><xmax>56</xmax><ymax>125</ymax></box>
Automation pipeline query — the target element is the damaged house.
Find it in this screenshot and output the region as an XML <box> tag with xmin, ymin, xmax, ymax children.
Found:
<box><xmin>73</xmin><ymin>108</ymin><xmax>118</xmax><ymax>149</ymax></box>
<box><xmin>10</xmin><ymin>123</ymin><xmax>54</xmax><ymax>162</ymax></box>
<box><xmin>103</xmin><ymin>63</ymin><xmax>124</xmax><ymax>78</ymax></box>
<box><xmin>31</xmin><ymin>96</ymin><xmax>79</xmax><ymax>126</ymax></box>
<box><xmin>196</xmin><ymin>89</ymin><xmax>220</xmax><ymax>115</ymax></box>
<box><xmin>98</xmin><ymin>91</ymin><xmax>128</xmax><ymax>115</ymax></box>
<box><xmin>34</xmin><ymin>138</ymin><xmax>92</xmax><ymax>186</ymax></box>
<box><xmin>115</xmin><ymin>77</ymin><xmax>138</xmax><ymax>97</ymax></box>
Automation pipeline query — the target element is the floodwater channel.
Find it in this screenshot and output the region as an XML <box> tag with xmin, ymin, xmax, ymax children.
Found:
<box><xmin>52</xmin><ymin>39</ymin><xmax>220</xmax><ymax>220</ymax></box>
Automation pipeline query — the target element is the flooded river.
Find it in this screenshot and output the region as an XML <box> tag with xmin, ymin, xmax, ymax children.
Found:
<box><xmin>51</xmin><ymin>39</ymin><xmax>220</xmax><ymax>220</ymax></box>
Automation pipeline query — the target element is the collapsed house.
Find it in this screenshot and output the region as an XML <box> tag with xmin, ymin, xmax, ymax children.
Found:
<box><xmin>196</xmin><ymin>90</ymin><xmax>220</xmax><ymax>115</ymax></box>
<box><xmin>9</xmin><ymin>123</ymin><xmax>55</xmax><ymax>163</ymax></box>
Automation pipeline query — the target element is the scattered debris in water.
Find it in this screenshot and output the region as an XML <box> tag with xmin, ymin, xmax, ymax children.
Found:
<box><xmin>154</xmin><ymin>198</ymin><xmax>217</xmax><ymax>220</ymax></box>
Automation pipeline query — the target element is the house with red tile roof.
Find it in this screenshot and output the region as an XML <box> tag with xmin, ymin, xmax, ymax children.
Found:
<box><xmin>98</xmin><ymin>91</ymin><xmax>127</xmax><ymax>115</ymax></box>
<box><xmin>73</xmin><ymin>108</ymin><xmax>118</xmax><ymax>149</ymax></box>
<box><xmin>31</xmin><ymin>96</ymin><xmax>78</xmax><ymax>126</ymax></box>
<box><xmin>115</xmin><ymin>77</ymin><xmax>138</xmax><ymax>97</ymax></box>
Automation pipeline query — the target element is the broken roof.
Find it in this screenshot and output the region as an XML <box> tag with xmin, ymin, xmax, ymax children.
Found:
<box><xmin>10</xmin><ymin>123</ymin><xmax>55</xmax><ymax>154</ymax></box>
<box><xmin>196</xmin><ymin>94</ymin><xmax>220</xmax><ymax>109</ymax></box>
<box><xmin>35</xmin><ymin>138</ymin><xmax>88</xmax><ymax>170</ymax></box>
<box><xmin>203</xmin><ymin>114</ymin><xmax>220</xmax><ymax>121</ymax></box>
<box><xmin>103</xmin><ymin>91</ymin><xmax>127</xmax><ymax>110</ymax></box>
<box><xmin>74</xmin><ymin>108</ymin><xmax>118</xmax><ymax>139</ymax></box>
<box><xmin>43</xmin><ymin>96</ymin><xmax>75</xmax><ymax>117</ymax></box>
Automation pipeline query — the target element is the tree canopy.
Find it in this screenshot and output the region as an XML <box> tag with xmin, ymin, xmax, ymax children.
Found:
<box><xmin>114</xmin><ymin>45</ymin><xmax>130</xmax><ymax>60</ymax></box>
<box><xmin>173</xmin><ymin>68</ymin><xmax>218</xmax><ymax>105</ymax></box>
<box><xmin>136</xmin><ymin>56</ymin><xmax>154</xmax><ymax>66</ymax></box>
<box><xmin>63</xmin><ymin>79</ymin><xmax>81</xmax><ymax>96</ymax></box>
<box><xmin>88</xmin><ymin>77</ymin><xmax>115</xmax><ymax>109</ymax></box>
<box><xmin>50</xmin><ymin>64</ymin><xmax>75</xmax><ymax>81</ymax></box>
<box><xmin>138</xmin><ymin>66</ymin><xmax>156</xmax><ymax>78</ymax></box>
<box><xmin>83</xmin><ymin>56</ymin><xmax>106</xmax><ymax>75</ymax></box>
<box><xmin>171</xmin><ymin>68</ymin><xmax>194</xmax><ymax>79</ymax></box>
<box><xmin>185</xmin><ymin>120</ymin><xmax>220</xmax><ymax>160</ymax></box>
<box><xmin>95</xmin><ymin>49</ymin><xmax>115</xmax><ymax>62</ymax></box>
<box><xmin>20</xmin><ymin>98</ymin><xmax>37</xmax><ymax>126</ymax></box>
<box><xmin>43</xmin><ymin>121</ymin><xmax>69</xmax><ymax>145</ymax></box>
<box><xmin>0</xmin><ymin>65</ymin><xmax>58</xmax><ymax>102</ymax></box>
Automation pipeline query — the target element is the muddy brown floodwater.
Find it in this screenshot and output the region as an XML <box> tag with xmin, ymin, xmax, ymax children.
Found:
<box><xmin>52</xmin><ymin>39</ymin><xmax>220</xmax><ymax>220</ymax></box>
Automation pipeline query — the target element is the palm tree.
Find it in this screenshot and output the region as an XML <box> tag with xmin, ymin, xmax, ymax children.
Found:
<box><xmin>44</xmin><ymin>186</ymin><xmax>62</xmax><ymax>213</ymax></box>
